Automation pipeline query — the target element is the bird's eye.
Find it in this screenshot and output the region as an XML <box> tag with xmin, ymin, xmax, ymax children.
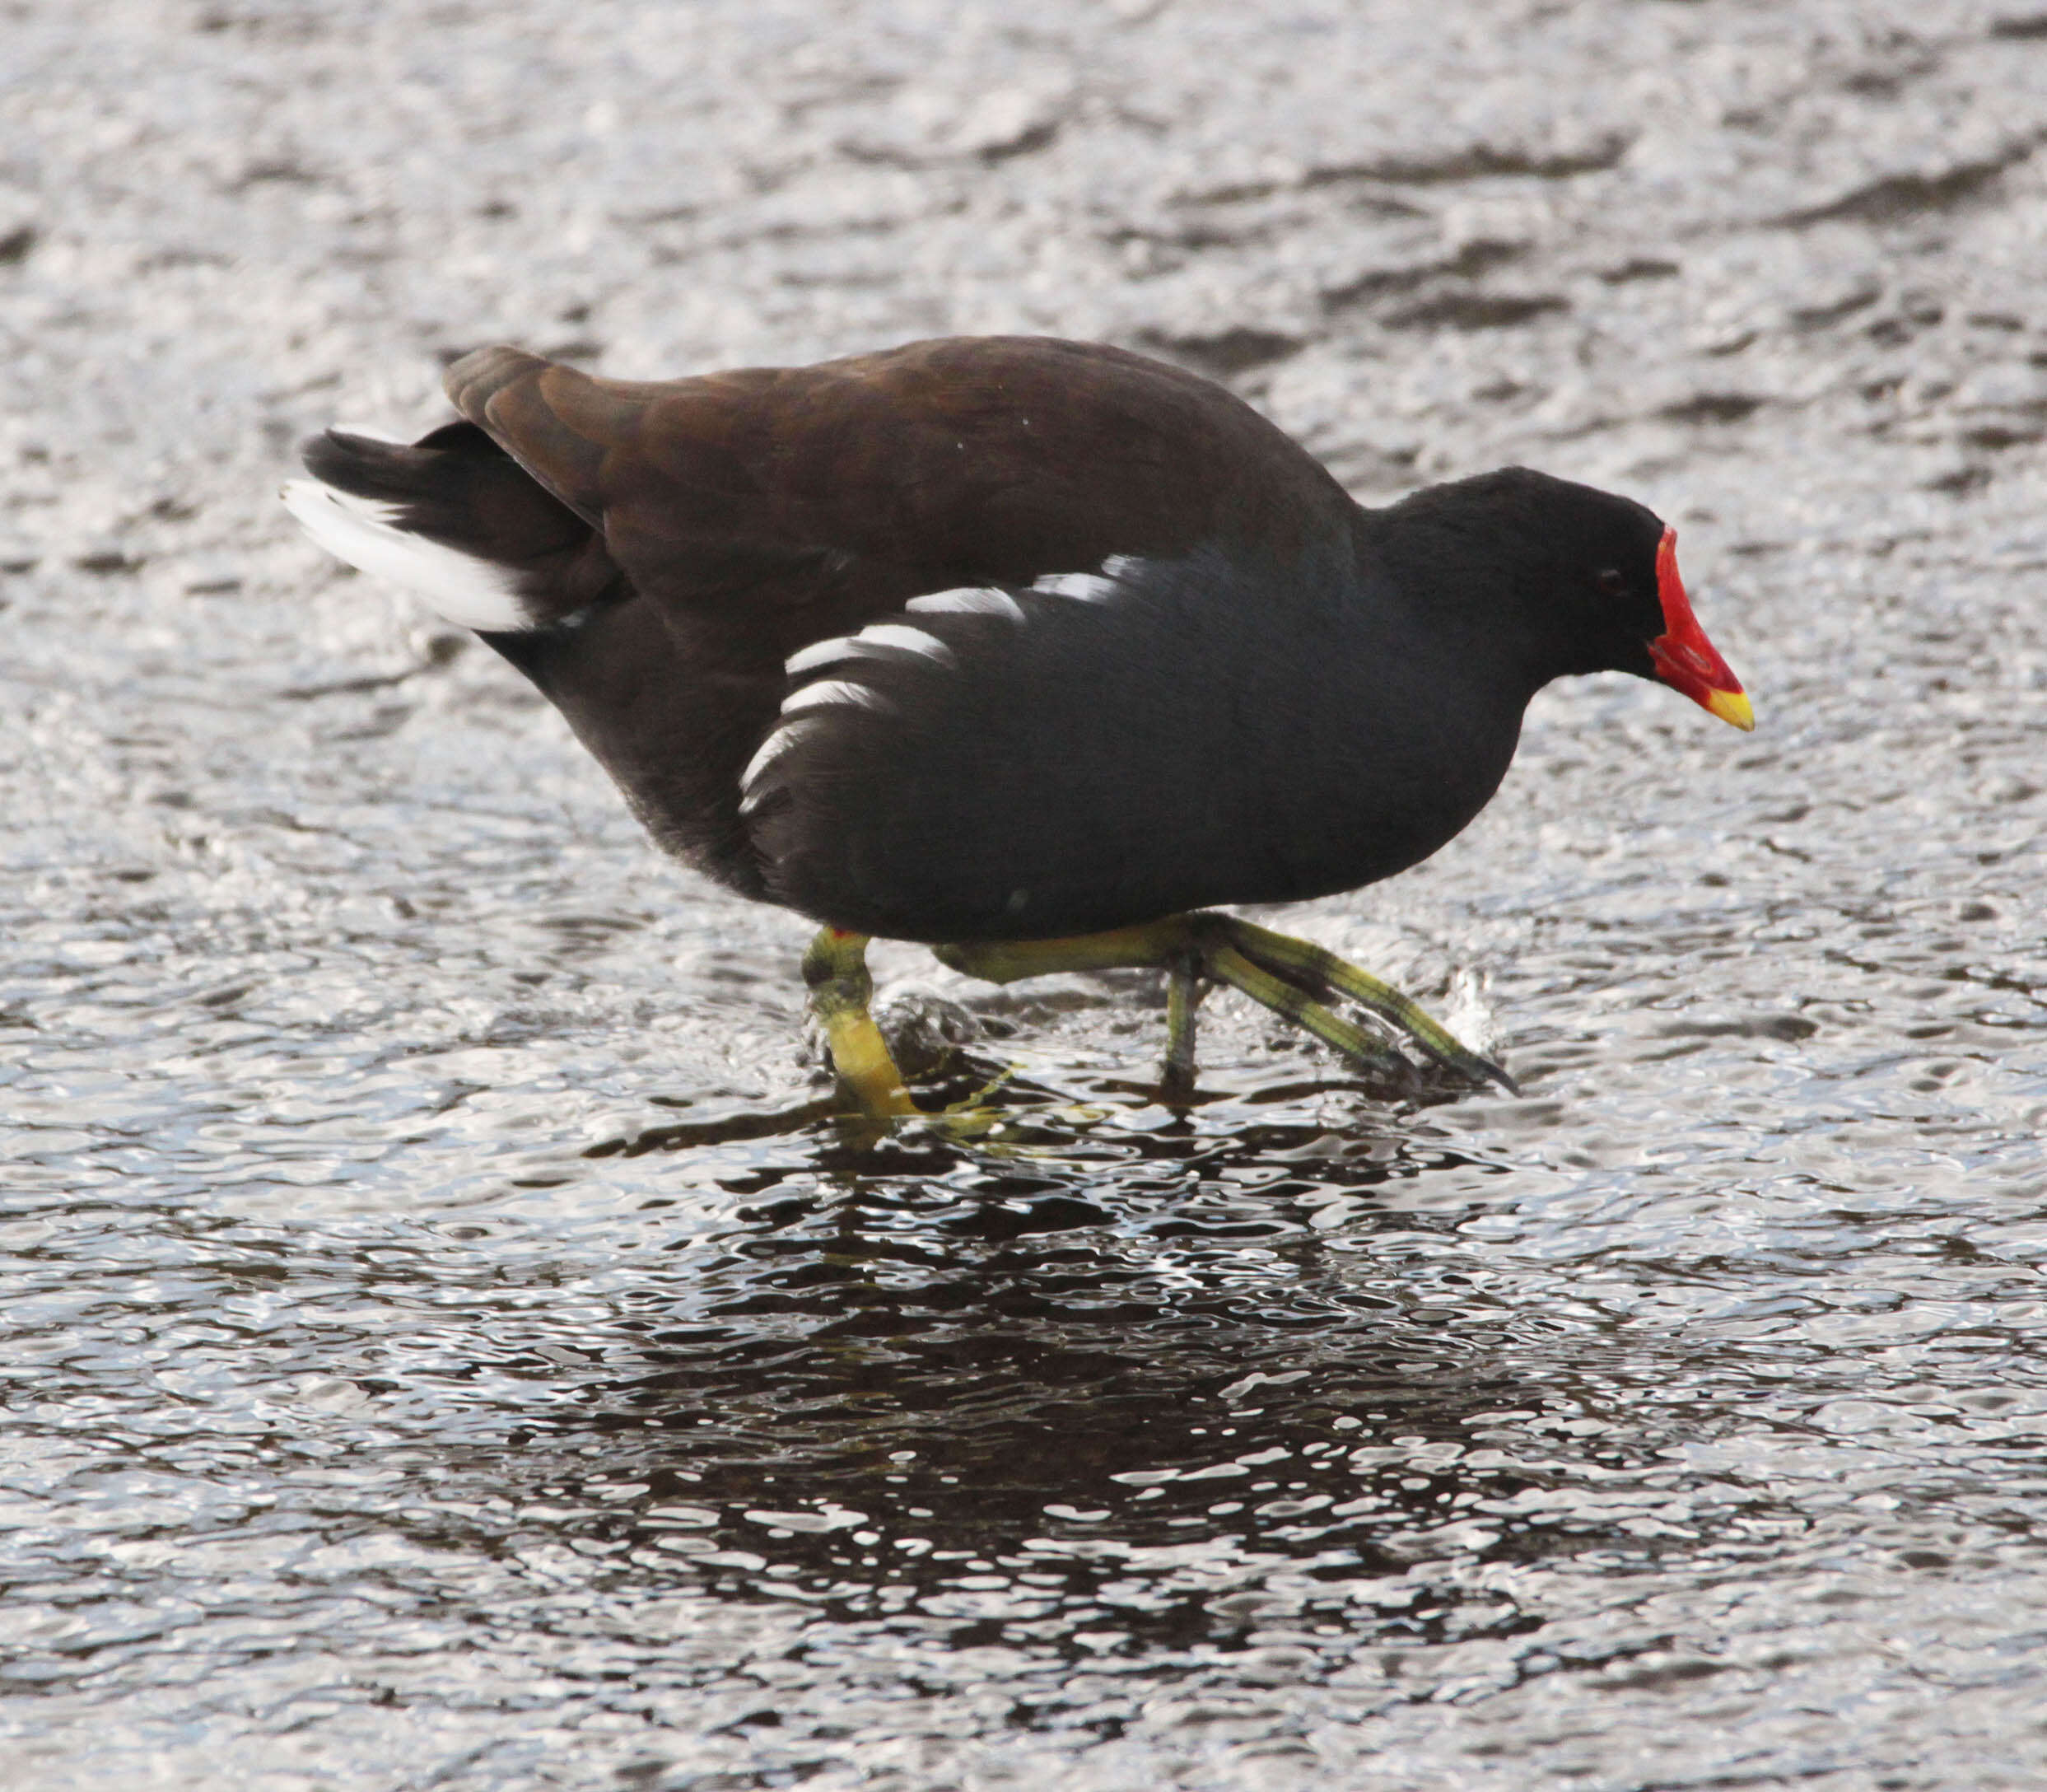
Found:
<box><xmin>1597</xmin><ymin>567</ymin><xmax>1627</xmax><ymax>597</ymax></box>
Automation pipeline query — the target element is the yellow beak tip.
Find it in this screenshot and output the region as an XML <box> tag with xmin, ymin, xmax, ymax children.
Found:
<box><xmin>1706</xmin><ymin>689</ymin><xmax>1756</xmax><ymax>732</ymax></box>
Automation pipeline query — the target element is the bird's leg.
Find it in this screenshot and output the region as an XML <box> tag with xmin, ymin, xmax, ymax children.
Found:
<box><xmin>1215</xmin><ymin>917</ymin><xmax>1515</xmax><ymax>1092</ymax></box>
<box><xmin>802</xmin><ymin>927</ymin><xmax>916</xmax><ymax>1119</ymax></box>
<box><xmin>1196</xmin><ymin>935</ymin><xmax>1418</xmax><ymax>1083</ymax></box>
<box><xmin>1160</xmin><ymin>951</ymin><xmax>1206</xmax><ymax>1102</ymax></box>
<box><xmin>933</xmin><ymin>912</ymin><xmax>1513</xmax><ymax>1094</ymax></box>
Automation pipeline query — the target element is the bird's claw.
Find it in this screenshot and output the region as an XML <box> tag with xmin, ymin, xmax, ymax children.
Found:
<box><xmin>1192</xmin><ymin>915</ymin><xmax>1516</xmax><ymax>1094</ymax></box>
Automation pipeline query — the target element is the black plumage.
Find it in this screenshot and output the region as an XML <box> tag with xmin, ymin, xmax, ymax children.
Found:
<box><xmin>287</xmin><ymin>334</ymin><xmax>1750</xmax><ymax>1108</ymax></box>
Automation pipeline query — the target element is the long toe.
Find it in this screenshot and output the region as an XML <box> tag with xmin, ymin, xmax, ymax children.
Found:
<box><xmin>1206</xmin><ymin>917</ymin><xmax>1515</xmax><ymax>1092</ymax></box>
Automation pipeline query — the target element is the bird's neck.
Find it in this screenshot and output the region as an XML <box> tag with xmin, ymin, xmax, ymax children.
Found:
<box><xmin>1351</xmin><ymin>509</ymin><xmax>1561</xmax><ymax>705</ymax></box>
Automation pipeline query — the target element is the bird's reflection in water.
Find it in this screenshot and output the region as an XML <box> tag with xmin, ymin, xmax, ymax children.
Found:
<box><xmin>455</xmin><ymin>1096</ymin><xmax>1728</xmax><ymax>1691</ymax></box>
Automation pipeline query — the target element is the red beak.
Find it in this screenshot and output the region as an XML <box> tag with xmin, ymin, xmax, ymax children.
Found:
<box><xmin>1647</xmin><ymin>528</ymin><xmax>1752</xmax><ymax>730</ymax></box>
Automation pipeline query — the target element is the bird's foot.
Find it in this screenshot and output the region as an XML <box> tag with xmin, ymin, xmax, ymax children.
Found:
<box><xmin>1202</xmin><ymin>915</ymin><xmax>1516</xmax><ymax>1094</ymax></box>
<box><xmin>807</xmin><ymin>912</ymin><xmax>1510</xmax><ymax>1130</ymax></box>
<box><xmin>802</xmin><ymin>927</ymin><xmax>918</xmax><ymax>1121</ymax></box>
<box><xmin>804</xmin><ymin>929</ymin><xmax>1051</xmax><ymax>1134</ymax></box>
<box><xmin>934</xmin><ymin>912</ymin><xmax>1513</xmax><ymax>1097</ymax></box>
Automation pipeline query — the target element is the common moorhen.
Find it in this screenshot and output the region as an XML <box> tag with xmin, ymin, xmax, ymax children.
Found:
<box><xmin>283</xmin><ymin>335</ymin><xmax>1751</xmax><ymax>1115</ymax></box>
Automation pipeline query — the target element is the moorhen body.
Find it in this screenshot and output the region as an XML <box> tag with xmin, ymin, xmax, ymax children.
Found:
<box><xmin>283</xmin><ymin>335</ymin><xmax>1750</xmax><ymax>1114</ymax></box>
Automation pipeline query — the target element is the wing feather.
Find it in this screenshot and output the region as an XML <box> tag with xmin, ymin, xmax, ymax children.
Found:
<box><xmin>747</xmin><ymin>548</ymin><xmax>1398</xmax><ymax>940</ymax></box>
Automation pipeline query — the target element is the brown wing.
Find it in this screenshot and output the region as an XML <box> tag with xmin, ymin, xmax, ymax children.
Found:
<box><xmin>434</xmin><ymin>336</ymin><xmax>1360</xmax><ymax>910</ymax></box>
<box><xmin>444</xmin><ymin>335</ymin><xmax>1355</xmax><ymax>659</ymax></box>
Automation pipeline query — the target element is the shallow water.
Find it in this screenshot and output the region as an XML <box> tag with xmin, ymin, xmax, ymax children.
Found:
<box><xmin>6</xmin><ymin>2</ymin><xmax>2047</xmax><ymax>1786</ymax></box>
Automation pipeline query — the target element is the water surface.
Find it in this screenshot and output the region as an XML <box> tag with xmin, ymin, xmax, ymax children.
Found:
<box><xmin>5</xmin><ymin>2</ymin><xmax>2047</xmax><ymax>1786</ymax></box>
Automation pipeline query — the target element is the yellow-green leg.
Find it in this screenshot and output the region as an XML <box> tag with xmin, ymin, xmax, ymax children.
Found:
<box><xmin>1161</xmin><ymin>954</ymin><xmax>1205</xmax><ymax>1099</ymax></box>
<box><xmin>1218</xmin><ymin>917</ymin><xmax>1508</xmax><ymax>1088</ymax></box>
<box><xmin>933</xmin><ymin>912</ymin><xmax>1513</xmax><ymax>1094</ymax></box>
<box><xmin>802</xmin><ymin>927</ymin><xmax>916</xmax><ymax>1119</ymax></box>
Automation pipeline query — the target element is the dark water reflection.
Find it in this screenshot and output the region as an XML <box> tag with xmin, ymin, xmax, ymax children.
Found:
<box><xmin>13</xmin><ymin>1071</ymin><xmax>2047</xmax><ymax>1786</ymax></box>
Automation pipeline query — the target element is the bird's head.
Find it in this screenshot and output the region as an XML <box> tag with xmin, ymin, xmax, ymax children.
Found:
<box><xmin>1541</xmin><ymin>478</ymin><xmax>1751</xmax><ymax>730</ymax></box>
<box><xmin>1424</xmin><ymin>469</ymin><xmax>1754</xmax><ymax>730</ymax></box>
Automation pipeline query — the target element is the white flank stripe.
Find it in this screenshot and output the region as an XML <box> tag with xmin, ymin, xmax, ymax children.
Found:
<box><xmin>905</xmin><ymin>586</ymin><xmax>1026</xmax><ymax>622</ymax></box>
<box><xmin>781</xmin><ymin>678</ymin><xmax>892</xmax><ymax>717</ymax></box>
<box><xmin>1032</xmin><ymin>570</ymin><xmax>1117</xmax><ymax>603</ymax></box>
<box><xmin>282</xmin><ymin>480</ymin><xmax>534</xmax><ymax>632</ymax></box>
<box><xmin>856</xmin><ymin>623</ymin><xmax>957</xmax><ymax>664</ymax></box>
<box><xmin>1100</xmin><ymin>553</ymin><xmax>1136</xmax><ymax>579</ymax></box>
<box><xmin>739</xmin><ymin>718</ymin><xmax>820</xmax><ymax>801</ymax></box>
<box><xmin>783</xmin><ymin>633</ymin><xmax>864</xmax><ymax>677</ymax></box>
<box><xmin>782</xmin><ymin>622</ymin><xmax>957</xmax><ymax>678</ymax></box>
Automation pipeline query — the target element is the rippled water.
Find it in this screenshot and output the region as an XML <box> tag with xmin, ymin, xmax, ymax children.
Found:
<box><xmin>7</xmin><ymin>2</ymin><xmax>2047</xmax><ymax>1786</ymax></box>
